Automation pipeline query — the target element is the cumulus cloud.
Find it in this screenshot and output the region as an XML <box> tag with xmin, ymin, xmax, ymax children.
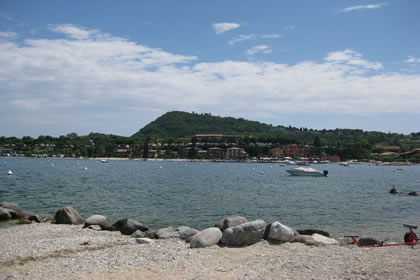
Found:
<box><xmin>405</xmin><ymin>56</ymin><xmax>420</xmax><ymax>64</ymax></box>
<box><xmin>338</xmin><ymin>3</ymin><xmax>388</xmax><ymax>13</ymax></box>
<box><xmin>0</xmin><ymin>31</ymin><xmax>17</xmax><ymax>39</ymax></box>
<box><xmin>324</xmin><ymin>49</ymin><xmax>383</xmax><ymax>71</ymax></box>
<box><xmin>212</xmin><ymin>22</ymin><xmax>240</xmax><ymax>34</ymax></box>
<box><xmin>228</xmin><ymin>34</ymin><xmax>256</xmax><ymax>46</ymax></box>
<box><xmin>0</xmin><ymin>24</ymin><xmax>419</xmax><ymax>136</ymax></box>
<box><xmin>246</xmin><ymin>45</ymin><xmax>272</xmax><ymax>56</ymax></box>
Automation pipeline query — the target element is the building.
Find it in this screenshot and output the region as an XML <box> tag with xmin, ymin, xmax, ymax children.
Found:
<box><xmin>226</xmin><ymin>147</ymin><xmax>247</xmax><ymax>160</ymax></box>
<box><xmin>208</xmin><ymin>147</ymin><xmax>225</xmax><ymax>159</ymax></box>
<box><xmin>269</xmin><ymin>147</ymin><xmax>283</xmax><ymax>158</ymax></box>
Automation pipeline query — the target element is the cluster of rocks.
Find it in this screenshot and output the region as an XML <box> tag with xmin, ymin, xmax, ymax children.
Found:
<box><xmin>52</xmin><ymin>205</ymin><xmax>339</xmax><ymax>248</ymax></box>
<box><xmin>0</xmin><ymin>202</ymin><xmax>42</xmax><ymax>223</ymax></box>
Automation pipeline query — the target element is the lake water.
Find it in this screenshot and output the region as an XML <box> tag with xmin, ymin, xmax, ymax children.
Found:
<box><xmin>1</xmin><ymin>158</ymin><xmax>419</xmax><ymax>241</ymax></box>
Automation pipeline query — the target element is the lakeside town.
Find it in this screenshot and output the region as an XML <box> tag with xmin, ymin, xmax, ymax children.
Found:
<box><xmin>2</xmin><ymin>133</ymin><xmax>420</xmax><ymax>164</ymax></box>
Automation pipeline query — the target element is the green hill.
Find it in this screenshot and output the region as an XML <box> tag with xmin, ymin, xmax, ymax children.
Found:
<box><xmin>132</xmin><ymin>111</ymin><xmax>286</xmax><ymax>138</ymax></box>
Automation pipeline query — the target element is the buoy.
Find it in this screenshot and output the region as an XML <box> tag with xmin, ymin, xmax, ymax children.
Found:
<box><xmin>84</xmin><ymin>167</ymin><xmax>88</xmax><ymax>170</ymax></box>
<box><xmin>8</xmin><ymin>170</ymin><xmax>13</xmax><ymax>175</ymax></box>
<box><xmin>160</xmin><ymin>166</ymin><xmax>163</xmax><ymax>169</ymax></box>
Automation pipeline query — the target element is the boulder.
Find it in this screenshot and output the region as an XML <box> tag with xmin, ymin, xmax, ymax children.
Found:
<box><xmin>297</xmin><ymin>229</ymin><xmax>330</xmax><ymax>237</ymax></box>
<box><xmin>358</xmin><ymin>236</ymin><xmax>382</xmax><ymax>246</ymax></box>
<box><xmin>215</xmin><ymin>216</ymin><xmax>248</xmax><ymax>231</ymax></box>
<box><xmin>28</xmin><ymin>215</ymin><xmax>41</xmax><ymax>223</ymax></box>
<box><xmin>180</xmin><ymin>228</ymin><xmax>200</xmax><ymax>242</ymax></box>
<box><xmin>86</xmin><ymin>225</ymin><xmax>102</xmax><ymax>231</ymax></box>
<box><xmin>268</xmin><ymin>222</ymin><xmax>295</xmax><ymax>242</ymax></box>
<box><xmin>84</xmin><ymin>215</ymin><xmax>112</xmax><ymax>230</ymax></box>
<box><xmin>54</xmin><ymin>206</ymin><xmax>84</xmax><ymax>225</ymax></box>
<box><xmin>136</xmin><ymin>238</ymin><xmax>154</xmax><ymax>244</ymax></box>
<box><xmin>312</xmin><ymin>233</ymin><xmax>339</xmax><ymax>245</ymax></box>
<box><xmin>408</xmin><ymin>192</ymin><xmax>420</xmax><ymax>196</ymax></box>
<box><xmin>292</xmin><ymin>235</ymin><xmax>318</xmax><ymax>246</ymax></box>
<box><xmin>190</xmin><ymin>227</ymin><xmax>222</xmax><ymax>248</ymax></box>
<box><xmin>112</xmin><ymin>218</ymin><xmax>148</xmax><ymax>235</ymax></box>
<box><xmin>0</xmin><ymin>207</ymin><xmax>13</xmax><ymax>221</ymax></box>
<box><xmin>0</xmin><ymin>202</ymin><xmax>24</xmax><ymax>218</ymax></box>
<box><xmin>156</xmin><ymin>227</ymin><xmax>180</xmax><ymax>239</ymax></box>
<box><xmin>221</xmin><ymin>219</ymin><xmax>266</xmax><ymax>247</ymax></box>
<box><xmin>131</xmin><ymin>230</ymin><xmax>146</xmax><ymax>238</ymax></box>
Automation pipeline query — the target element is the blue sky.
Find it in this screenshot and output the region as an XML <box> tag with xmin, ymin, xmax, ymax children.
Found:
<box><xmin>1</xmin><ymin>0</ymin><xmax>419</xmax><ymax>137</ymax></box>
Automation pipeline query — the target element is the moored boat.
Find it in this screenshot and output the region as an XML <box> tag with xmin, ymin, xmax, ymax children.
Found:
<box><xmin>286</xmin><ymin>167</ymin><xmax>328</xmax><ymax>177</ymax></box>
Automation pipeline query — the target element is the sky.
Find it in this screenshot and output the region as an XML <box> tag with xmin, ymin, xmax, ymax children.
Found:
<box><xmin>1</xmin><ymin>0</ymin><xmax>420</xmax><ymax>137</ymax></box>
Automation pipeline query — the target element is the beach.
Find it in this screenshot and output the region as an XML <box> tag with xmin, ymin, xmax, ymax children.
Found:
<box><xmin>1</xmin><ymin>223</ymin><xmax>419</xmax><ymax>280</ymax></box>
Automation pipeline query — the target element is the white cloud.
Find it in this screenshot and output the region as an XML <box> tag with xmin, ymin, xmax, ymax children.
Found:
<box><xmin>212</xmin><ymin>22</ymin><xmax>240</xmax><ymax>34</ymax></box>
<box><xmin>1</xmin><ymin>25</ymin><xmax>419</xmax><ymax>136</ymax></box>
<box><xmin>282</xmin><ymin>25</ymin><xmax>295</xmax><ymax>30</ymax></box>
<box><xmin>339</xmin><ymin>3</ymin><xmax>388</xmax><ymax>13</ymax></box>
<box><xmin>405</xmin><ymin>56</ymin><xmax>420</xmax><ymax>64</ymax></box>
<box><xmin>261</xmin><ymin>34</ymin><xmax>283</xmax><ymax>39</ymax></box>
<box><xmin>228</xmin><ymin>34</ymin><xmax>256</xmax><ymax>46</ymax></box>
<box><xmin>0</xmin><ymin>31</ymin><xmax>17</xmax><ymax>39</ymax></box>
<box><xmin>49</xmin><ymin>24</ymin><xmax>99</xmax><ymax>40</ymax></box>
<box><xmin>246</xmin><ymin>45</ymin><xmax>272</xmax><ymax>56</ymax></box>
<box><xmin>324</xmin><ymin>49</ymin><xmax>383</xmax><ymax>71</ymax></box>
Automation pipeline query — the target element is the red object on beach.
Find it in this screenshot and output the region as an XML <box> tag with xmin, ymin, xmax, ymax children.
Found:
<box><xmin>345</xmin><ymin>224</ymin><xmax>419</xmax><ymax>248</ymax></box>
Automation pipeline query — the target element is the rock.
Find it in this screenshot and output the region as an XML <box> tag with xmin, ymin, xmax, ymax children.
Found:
<box><xmin>84</xmin><ymin>215</ymin><xmax>112</xmax><ymax>230</ymax></box>
<box><xmin>297</xmin><ymin>229</ymin><xmax>330</xmax><ymax>237</ymax></box>
<box><xmin>156</xmin><ymin>227</ymin><xmax>180</xmax><ymax>239</ymax></box>
<box><xmin>54</xmin><ymin>206</ymin><xmax>84</xmax><ymax>225</ymax></box>
<box><xmin>190</xmin><ymin>227</ymin><xmax>222</xmax><ymax>248</ymax></box>
<box><xmin>144</xmin><ymin>229</ymin><xmax>157</xmax><ymax>239</ymax></box>
<box><xmin>215</xmin><ymin>216</ymin><xmax>248</xmax><ymax>231</ymax></box>
<box><xmin>268</xmin><ymin>222</ymin><xmax>295</xmax><ymax>242</ymax></box>
<box><xmin>358</xmin><ymin>237</ymin><xmax>382</xmax><ymax>246</ymax></box>
<box><xmin>28</xmin><ymin>215</ymin><xmax>41</xmax><ymax>223</ymax></box>
<box><xmin>131</xmin><ymin>230</ymin><xmax>145</xmax><ymax>238</ymax></box>
<box><xmin>0</xmin><ymin>207</ymin><xmax>13</xmax><ymax>221</ymax></box>
<box><xmin>408</xmin><ymin>192</ymin><xmax>420</xmax><ymax>196</ymax></box>
<box><xmin>312</xmin><ymin>233</ymin><xmax>339</xmax><ymax>245</ymax></box>
<box><xmin>0</xmin><ymin>202</ymin><xmax>24</xmax><ymax>218</ymax></box>
<box><xmin>136</xmin><ymin>238</ymin><xmax>154</xmax><ymax>244</ymax></box>
<box><xmin>292</xmin><ymin>235</ymin><xmax>318</xmax><ymax>245</ymax></box>
<box><xmin>180</xmin><ymin>228</ymin><xmax>200</xmax><ymax>242</ymax></box>
<box><xmin>86</xmin><ymin>225</ymin><xmax>102</xmax><ymax>231</ymax></box>
<box><xmin>221</xmin><ymin>219</ymin><xmax>266</xmax><ymax>247</ymax></box>
<box><xmin>112</xmin><ymin>218</ymin><xmax>148</xmax><ymax>235</ymax></box>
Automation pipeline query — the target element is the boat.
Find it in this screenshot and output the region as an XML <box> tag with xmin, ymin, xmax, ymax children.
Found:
<box><xmin>101</xmin><ymin>159</ymin><xmax>109</xmax><ymax>163</ymax></box>
<box><xmin>286</xmin><ymin>167</ymin><xmax>328</xmax><ymax>176</ymax></box>
<box><xmin>339</xmin><ymin>162</ymin><xmax>350</xmax><ymax>167</ymax></box>
<box><xmin>8</xmin><ymin>170</ymin><xmax>13</xmax><ymax>176</ymax></box>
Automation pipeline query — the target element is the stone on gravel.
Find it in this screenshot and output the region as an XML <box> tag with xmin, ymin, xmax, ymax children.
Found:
<box><xmin>358</xmin><ymin>236</ymin><xmax>382</xmax><ymax>246</ymax></box>
<box><xmin>86</xmin><ymin>225</ymin><xmax>102</xmax><ymax>231</ymax></box>
<box><xmin>131</xmin><ymin>230</ymin><xmax>145</xmax><ymax>238</ymax></box>
<box><xmin>156</xmin><ymin>227</ymin><xmax>181</xmax><ymax>239</ymax></box>
<box><xmin>312</xmin><ymin>233</ymin><xmax>339</xmax><ymax>245</ymax></box>
<box><xmin>221</xmin><ymin>219</ymin><xmax>266</xmax><ymax>246</ymax></box>
<box><xmin>190</xmin><ymin>227</ymin><xmax>222</xmax><ymax>248</ymax></box>
<box><xmin>268</xmin><ymin>221</ymin><xmax>295</xmax><ymax>242</ymax></box>
<box><xmin>292</xmin><ymin>235</ymin><xmax>318</xmax><ymax>245</ymax></box>
<box><xmin>84</xmin><ymin>215</ymin><xmax>112</xmax><ymax>230</ymax></box>
<box><xmin>54</xmin><ymin>206</ymin><xmax>84</xmax><ymax>225</ymax></box>
<box><xmin>215</xmin><ymin>216</ymin><xmax>248</xmax><ymax>231</ymax></box>
<box><xmin>112</xmin><ymin>218</ymin><xmax>148</xmax><ymax>235</ymax></box>
<box><xmin>0</xmin><ymin>207</ymin><xmax>15</xmax><ymax>220</ymax></box>
<box><xmin>179</xmin><ymin>228</ymin><xmax>199</xmax><ymax>242</ymax></box>
<box><xmin>135</xmin><ymin>238</ymin><xmax>154</xmax><ymax>244</ymax></box>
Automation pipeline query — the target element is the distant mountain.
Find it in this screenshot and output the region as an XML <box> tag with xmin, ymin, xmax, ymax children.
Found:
<box><xmin>132</xmin><ymin>111</ymin><xmax>286</xmax><ymax>138</ymax></box>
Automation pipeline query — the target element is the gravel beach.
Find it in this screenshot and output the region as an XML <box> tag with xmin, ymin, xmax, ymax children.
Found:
<box><xmin>1</xmin><ymin>223</ymin><xmax>419</xmax><ymax>280</ymax></box>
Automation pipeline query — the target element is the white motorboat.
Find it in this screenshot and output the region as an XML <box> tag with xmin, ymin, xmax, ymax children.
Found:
<box><xmin>286</xmin><ymin>167</ymin><xmax>328</xmax><ymax>176</ymax></box>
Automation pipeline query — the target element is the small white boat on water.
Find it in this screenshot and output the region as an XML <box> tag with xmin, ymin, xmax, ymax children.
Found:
<box><xmin>286</xmin><ymin>167</ymin><xmax>328</xmax><ymax>177</ymax></box>
<box><xmin>101</xmin><ymin>160</ymin><xmax>109</xmax><ymax>163</ymax></box>
<box><xmin>8</xmin><ymin>170</ymin><xmax>13</xmax><ymax>176</ymax></box>
<box><xmin>339</xmin><ymin>162</ymin><xmax>349</xmax><ymax>167</ymax></box>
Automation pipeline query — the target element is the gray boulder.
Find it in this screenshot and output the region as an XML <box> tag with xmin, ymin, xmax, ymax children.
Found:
<box><xmin>268</xmin><ymin>221</ymin><xmax>295</xmax><ymax>242</ymax></box>
<box><xmin>190</xmin><ymin>227</ymin><xmax>222</xmax><ymax>248</ymax></box>
<box><xmin>0</xmin><ymin>207</ymin><xmax>13</xmax><ymax>221</ymax></box>
<box><xmin>180</xmin><ymin>228</ymin><xmax>200</xmax><ymax>242</ymax></box>
<box><xmin>215</xmin><ymin>216</ymin><xmax>248</xmax><ymax>231</ymax></box>
<box><xmin>84</xmin><ymin>215</ymin><xmax>112</xmax><ymax>230</ymax></box>
<box><xmin>156</xmin><ymin>227</ymin><xmax>180</xmax><ymax>239</ymax></box>
<box><xmin>55</xmin><ymin>206</ymin><xmax>84</xmax><ymax>225</ymax></box>
<box><xmin>297</xmin><ymin>229</ymin><xmax>330</xmax><ymax>237</ymax></box>
<box><xmin>112</xmin><ymin>218</ymin><xmax>148</xmax><ymax>235</ymax></box>
<box><xmin>0</xmin><ymin>202</ymin><xmax>25</xmax><ymax>218</ymax></box>
<box><xmin>312</xmin><ymin>233</ymin><xmax>339</xmax><ymax>245</ymax></box>
<box><xmin>292</xmin><ymin>235</ymin><xmax>318</xmax><ymax>245</ymax></box>
<box><xmin>221</xmin><ymin>219</ymin><xmax>266</xmax><ymax>246</ymax></box>
<box><xmin>358</xmin><ymin>236</ymin><xmax>382</xmax><ymax>246</ymax></box>
<box><xmin>131</xmin><ymin>230</ymin><xmax>146</xmax><ymax>238</ymax></box>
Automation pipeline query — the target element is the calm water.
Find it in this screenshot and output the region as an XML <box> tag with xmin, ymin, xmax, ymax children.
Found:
<box><xmin>1</xmin><ymin>158</ymin><xmax>419</xmax><ymax>240</ymax></box>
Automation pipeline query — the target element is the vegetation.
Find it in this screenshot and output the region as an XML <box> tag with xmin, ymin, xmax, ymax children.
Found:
<box><xmin>1</xmin><ymin>111</ymin><xmax>420</xmax><ymax>162</ymax></box>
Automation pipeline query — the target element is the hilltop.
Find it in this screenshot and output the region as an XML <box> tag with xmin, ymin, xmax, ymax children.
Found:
<box><xmin>132</xmin><ymin>111</ymin><xmax>286</xmax><ymax>138</ymax></box>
